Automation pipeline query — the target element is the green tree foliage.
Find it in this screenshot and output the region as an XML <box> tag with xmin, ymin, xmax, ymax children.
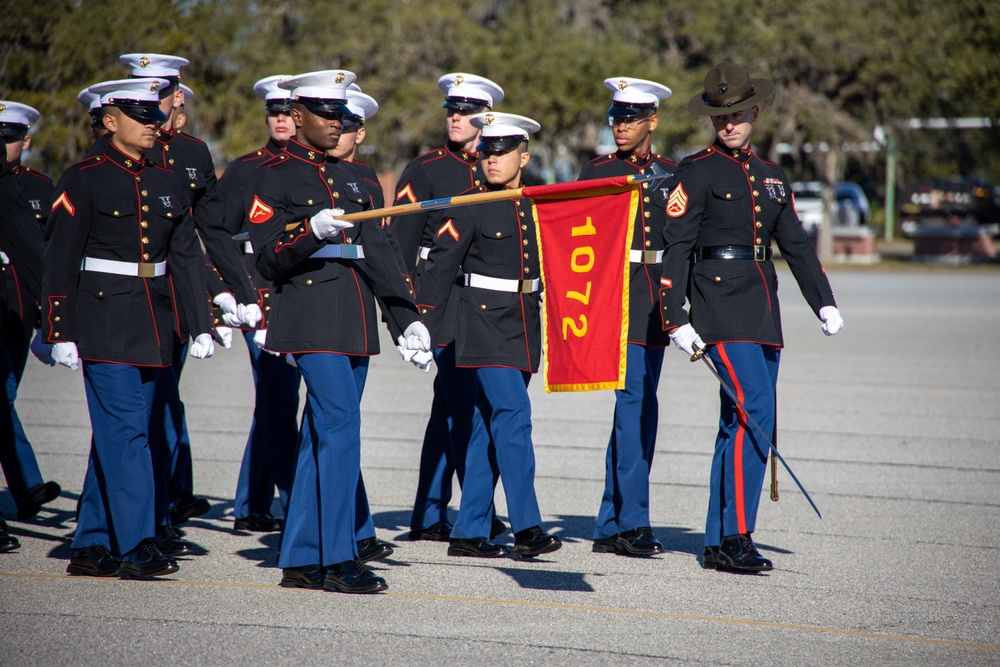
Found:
<box><xmin>2</xmin><ymin>0</ymin><xmax>997</xmax><ymax>193</ymax></box>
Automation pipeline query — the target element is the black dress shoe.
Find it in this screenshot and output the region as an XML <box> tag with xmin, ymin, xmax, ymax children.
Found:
<box><xmin>67</xmin><ymin>544</ymin><xmax>119</xmax><ymax>576</ymax></box>
<box><xmin>280</xmin><ymin>564</ymin><xmax>325</xmax><ymax>589</ymax></box>
<box><xmin>592</xmin><ymin>535</ymin><xmax>618</xmax><ymax>553</ymax></box>
<box><xmin>168</xmin><ymin>494</ymin><xmax>211</xmax><ymax>525</ymax></box>
<box><xmin>513</xmin><ymin>526</ymin><xmax>562</xmax><ymax>559</ymax></box>
<box><xmin>234</xmin><ymin>513</ymin><xmax>283</xmax><ymax>532</ymax></box>
<box><xmin>615</xmin><ymin>527</ymin><xmax>665</xmax><ymax>556</ymax></box>
<box><xmin>702</xmin><ymin>546</ymin><xmax>721</xmax><ymax>569</ymax></box>
<box><xmin>716</xmin><ymin>534</ymin><xmax>774</xmax><ymax>573</ymax></box>
<box><xmin>0</xmin><ymin>519</ymin><xmax>19</xmax><ymax>553</ymax></box>
<box><xmin>408</xmin><ymin>520</ymin><xmax>452</xmax><ymax>542</ymax></box>
<box><xmin>155</xmin><ymin>524</ymin><xmax>198</xmax><ymax>557</ymax></box>
<box><xmin>17</xmin><ymin>481</ymin><xmax>62</xmax><ymax>520</ymax></box>
<box><xmin>357</xmin><ymin>537</ymin><xmax>394</xmax><ymax>563</ymax></box>
<box><xmin>323</xmin><ymin>559</ymin><xmax>388</xmax><ymax>594</ymax></box>
<box><xmin>447</xmin><ymin>536</ymin><xmax>509</xmax><ymax>558</ymax></box>
<box><xmin>490</xmin><ymin>516</ymin><xmax>507</xmax><ymax>539</ymax></box>
<box><xmin>117</xmin><ymin>540</ymin><xmax>179</xmax><ymax>579</ymax></box>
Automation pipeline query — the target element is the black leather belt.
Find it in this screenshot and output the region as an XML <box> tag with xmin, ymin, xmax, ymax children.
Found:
<box><xmin>698</xmin><ymin>245</ymin><xmax>772</xmax><ymax>261</ymax></box>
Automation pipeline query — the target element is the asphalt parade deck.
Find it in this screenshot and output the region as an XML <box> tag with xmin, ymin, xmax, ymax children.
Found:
<box><xmin>1</xmin><ymin>267</ymin><xmax>998</xmax><ymax>666</ymax></box>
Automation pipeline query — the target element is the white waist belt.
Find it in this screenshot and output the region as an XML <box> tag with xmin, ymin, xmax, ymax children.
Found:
<box><xmin>81</xmin><ymin>257</ymin><xmax>167</xmax><ymax>278</ymax></box>
<box><xmin>630</xmin><ymin>249</ymin><xmax>663</xmax><ymax>264</ymax></box>
<box><xmin>0</xmin><ymin>251</ymin><xmax>8</xmax><ymax>264</ymax></box>
<box><xmin>419</xmin><ymin>246</ymin><xmax>431</xmax><ymax>260</ymax></box>
<box><xmin>464</xmin><ymin>273</ymin><xmax>540</xmax><ymax>294</ymax></box>
<box><xmin>244</xmin><ymin>241</ymin><xmax>254</xmax><ymax>254</ymax></box>
<box><xmin>310</xmin><ymin>244</ymin><xmax>365</xmax><ymax>260</ymax></box>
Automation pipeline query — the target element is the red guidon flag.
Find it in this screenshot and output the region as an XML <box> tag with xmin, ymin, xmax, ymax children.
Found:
<box><xmin>526</xmin><ymin>176</ymin><xmax>638</xmax><ymax>392</ymax></box>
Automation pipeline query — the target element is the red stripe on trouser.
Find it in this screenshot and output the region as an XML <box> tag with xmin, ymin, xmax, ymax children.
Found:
<box><xmin>717</xmin><ymin>343</ymin><xmax>748</xmax><ymax>535</ymax></box>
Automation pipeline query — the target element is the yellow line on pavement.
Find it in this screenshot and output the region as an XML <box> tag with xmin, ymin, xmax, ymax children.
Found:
<box><xmin>2</xmin><ymin>571</ymin><xmax>997</xmax><ymax>652</ymax></box>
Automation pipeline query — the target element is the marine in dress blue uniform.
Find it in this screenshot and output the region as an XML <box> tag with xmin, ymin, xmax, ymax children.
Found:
<box><xmin>579</xmin><ymin>78</ymin><xmax>675</xmax><ymax>556</ymax></box>
<box><xmin>120</xmin><ymin>54</ymin><xmax>261</xmax><ymax>528</ymax></box>
<box><xmin>658</xmin><ymin>63</ymin><xmax>844</xmax><ymax>572</ymax></box>
<box><xmin>418</xmin><ymin>112</ymin><xmax>561</xmax><ymax>560</ymax></box>
<box><xmin>392</xmin><ymin>73</ymin><xmax>506</xmax><ymax>540</ymax></box>
<box><xmin>246</xmin><ymin>70</ymin><xmax>429</xmax><ymax>593</ymax></box>
<box><xmin>321</xmin><ymin>85</ymin><xmax>408</xmax><ymax>563</ymax></box>
<box><xmin>43</xmin><ymin>78</ymin><xmax>215</xmax><ymax>578</ymax></box>
<box><xmin>0</xmin><ymin>102</ymin><xmax>62</xmax><ymax>523</ymax></box>
<box><xmin>0</xmin><ymin>137</ymin><xmax>47</xmax><ymax>553</ymax></box>
<box><xmin>220</xmin><ymin>75</ymin><xmax>299</xmax><ymax>534</ymax></box>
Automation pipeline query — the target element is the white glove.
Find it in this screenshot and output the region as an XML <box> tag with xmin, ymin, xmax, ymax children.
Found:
<box><xmin>213</xmin><ymin>293</ymin><xmax>242</xmax><ymax>327</ymax></box>
<box><xmin>52</xmin><ymin>342</ymin><xmax>79</xmax><ymax>371</ymax></box>
<box><xmin>239</xmin><ymin>303</ymin><xmax>263</xmax><ymax>329</ymax></box>
<box><xmin>214</xmin><ymin>326</ymin><xmax>233</xmax><ymax>349</ymax></box>
<box><xmin>402</xmin><ymin>321</ymin><xmax>432</xmax><ymax>352</ymax></box>
<box><xmin>189</xmin><ymin>333</ymin><xmax>215</xmax><ymax>359</ymax></box>
<box><xmin>668</xmin><ymin>323</ymin><xmax>705</xmax><ymax>357</ymax></box>
<box><xmin>30</xmin><ymin>330</ymin><xmax>55</xmax><ymax>366</ymax></box>
<box><xmin>410</xmin><ymin>349</ymin><xmax>434</xmax><ymax>372</ymax></box>
<box><xmin>310</xmin><ymin>208</ymin><xmax>353</xmax><ymax>240</ymax></box>
<box><xmin>253</xmin><ymin>328</ymin><xmax>281</xmax><ymax>357</ymax></box>
<box><xmin>819</xmin><ymin>306</ymin><xmax>844</xmax><ymax>336</ymax></box>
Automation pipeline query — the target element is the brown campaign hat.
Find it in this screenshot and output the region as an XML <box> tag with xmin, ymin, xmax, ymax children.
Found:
<box><xmin>687</xmin><ymin>62</ymin><xmax>774</xmax><ymax>116</ymax></box>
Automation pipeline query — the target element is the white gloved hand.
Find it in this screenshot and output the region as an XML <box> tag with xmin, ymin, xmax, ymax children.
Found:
<box><xmin>253</xmin><ymin>328</ymin><xmax>281</xmax><ymax>357</ymax></box>
<box><xmin>409</xmin><ymin>349</ymin><xmax>434</xmax><ymax>372</ymax></box>
<box><xmin>397</xmin><ymin>336</ymin><xmax>418</xmax><ymax>363</ymax></box>
<box><xmin>668</xmin><ymin>323</ymin><xmax>706</xmax><ymax>357</ymax></box>
<box><xmin>819</xmin><ymin>306</ymin><xmax>844</xmax><ymax>336</ymax></box>
<box><xmin>213</xmin><ymin>293</ymin><xmax>242</xmax><ymax>327</ymax></box>
<box><xmin>239</xmin><ymin>303</ymin><xmax>263</xmax><ymax>329</ymax></box>
<box><xmin>310</xmin><ymin>208</ymin><xmax>353</xmax><ymax>240</ymax></box>
<box><xmin>214</xmin><ymin>326</ymin><xmax>233</xmax><ymax>349</ymax></box>
<box><xmin>189</xmin><ymin>333</ymin><xmax>215</xmax><ymax>359</ymax></box>
<box><xmin>402</xmin><ymin>321</ymin><xmax>432</xmax><ymax>352</ymax></box>
<box><xmin>30</xmin><ymin>330</ymin><xmax>55</xmax><ymax>366</ymax></box>
<box><xmin>52</xmin><ymin>342</ymin><xmax>79</xmax><ymax>371</ymax></box>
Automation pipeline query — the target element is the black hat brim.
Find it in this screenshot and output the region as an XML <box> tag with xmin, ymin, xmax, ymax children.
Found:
<box><xmin>443</xmin><ymin>97</ymin><xmax>489</xmax><ymax>111</ymax></box>
<box><xmin>477</xmin><ymin>136</ymin><xmax>526</xmax><ymax>153</ymax></box>
<box><xmin>297</xmin><ymin>98</ymin><xmax>350</xmax><ymax>117</ymax></box>
<box><xmin>607</xmin><ymin>102</ymin><xmax>658</xmax><ymax>119</ymax></box>
<box><xmin>115</xmin><ymin>103</ymin><xmax>168</xmax><ymax>123</ymax></box>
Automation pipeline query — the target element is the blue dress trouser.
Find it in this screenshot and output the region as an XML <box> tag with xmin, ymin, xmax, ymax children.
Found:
<box><xmin>452</xmin><ymin>367</ymin><xmax>541</xmax><ymax>539</ymax></box>
<box><xmin>278</xmin><ymin>353</ymin><xmax>368</xmax><ymax>569</ymax></box>
<box><xmin>148</xmin><ymin>340</ymin><xmax>193</xmax><ymax>526</ymax></box>
<box><xmin>594</xmin><ymin>344</ymin><xmax>664</xmax><ymax>539</ymax></box>
<box><xmin>233</xmin><ymin>331</ymin><xmax>300</xmax><ymax>518</ymax></box>
<box><xmin>0</xmin><ymin>328</ymin><xmax>44</xmax><ymax>503</ymax></box>
<box><xmin>73</xmin><ymin>361</ymin><xmax>159</xmax><ymax>556</ymax></box>
<box><xmin>703</xmin><ymin>342</ymin><xmax>780</xmax><ymax>547</ymax></box>
<box><xmin>410</xmin><ymin>345</ymin><xmax>482</xmax><ymax>530</ymax></box>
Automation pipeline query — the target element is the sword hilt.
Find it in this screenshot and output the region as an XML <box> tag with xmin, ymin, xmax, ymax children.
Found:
<box><xmin>690</xmin><ymin>346</ymin><xmax>706</xmax><ymax>362</ymax></box>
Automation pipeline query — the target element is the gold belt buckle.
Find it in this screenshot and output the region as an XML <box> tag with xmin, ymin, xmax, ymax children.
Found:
<box><xmin>519</xmin><ymin>280</ymin><xmax>534</xmax><ymax>294</ymax></box>
<box><xmin>643</xmin><ymin>250</ymin><xmax>659</xmax><ymax>263</ymax></box>
<box><xmin>137</xmin><ymin>262</ymin><xmax>156</xmax><ymax>278</ymax></box>
<box><xmin>753</xmin><ymin>245</ymin><xmax>766</xmax><ymax>262</ymax></box>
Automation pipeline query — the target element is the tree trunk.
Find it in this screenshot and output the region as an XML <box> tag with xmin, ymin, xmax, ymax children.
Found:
<box><xmin>817</xmin><ymin>146</ymin><xmax>844</xmax><ymax>264</ymax></box>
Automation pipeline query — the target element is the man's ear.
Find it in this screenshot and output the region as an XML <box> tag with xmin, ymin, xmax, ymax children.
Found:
<box><xmin>22</xmin><ymin>135</ymin><xmax>32</xmax><ymax>150</ymax></box>
<box><xmin>519</xmin><ymin>151</ymin><xmax>531</xmax><ymax>169</ymax></box>
<box><xmin>103</xmin><ymin>112</ymin><xmax>119</xmax><ymax>133</ymax></box>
